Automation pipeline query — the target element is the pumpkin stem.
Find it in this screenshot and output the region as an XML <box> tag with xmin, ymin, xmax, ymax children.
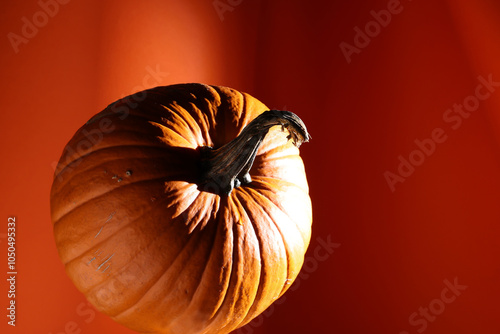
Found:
<box><xmin>199</xmin><ymin>110</ymin><xmax>310</xmax><ymax>195</ymax></box>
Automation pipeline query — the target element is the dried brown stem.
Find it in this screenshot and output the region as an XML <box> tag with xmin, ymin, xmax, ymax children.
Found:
<box><xmin>199</xmin><ymin>110</ymin><xmax>310</xmax><ymax>195</ymax></box>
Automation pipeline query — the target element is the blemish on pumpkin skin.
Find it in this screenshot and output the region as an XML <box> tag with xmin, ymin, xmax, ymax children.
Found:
<box><xmin>96</xmin><ymin>253</ymin><xmax>115</xmax><ymax>271</ymax></box>
<box><xmin>94</xmin><ymin>227</ymin><xmax>104</xmax><ymax>238</ymax></box>
<box><xmin>94</xmin><ymin>211</ymin><xmax>116</xmax><ymax>239</ymax></box>
<box><xmin>111</xmin><ymin>171</ymin><xmax>131</xmax><ymax>183</ymax></box>
<box><xmin>88</xmin><ymin>249</ymin><xmax>103</xmax><ymax>266</ymax></box>
<box><xmin>106</xmin><ymin>212</ymin><xmax>116</xmax><ymax>222</ymax></box>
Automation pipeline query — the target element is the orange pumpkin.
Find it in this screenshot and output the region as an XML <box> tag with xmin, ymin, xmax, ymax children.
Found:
<box><xmin>50</xmin><ymin>83</ymin><xmax>312</xmax><ymax>334</ymax></box>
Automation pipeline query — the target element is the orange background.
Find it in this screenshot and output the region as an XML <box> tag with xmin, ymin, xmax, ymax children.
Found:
<box><xmin>1</xmin><ymin>0</ymin><xmax>500</xmax><ymax>333</ymax></box>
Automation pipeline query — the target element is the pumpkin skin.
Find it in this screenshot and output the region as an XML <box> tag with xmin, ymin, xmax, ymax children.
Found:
<box><xmin>50</xmin><ymin>83</ymin><xmax>312</xmax><ymax>334</ymax></box>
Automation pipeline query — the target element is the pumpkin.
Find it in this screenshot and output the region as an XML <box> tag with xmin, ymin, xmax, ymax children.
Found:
<box><xmin>50</xmin><ymin>83</ymin><xmax>312</xmax><ymax>334</ymax></box>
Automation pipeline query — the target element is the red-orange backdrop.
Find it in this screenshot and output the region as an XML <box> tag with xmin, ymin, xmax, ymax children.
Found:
<box><xmin>1</xmin><ymin>0</ymin><xmax>500</xmax><ymax>333</ymax></box>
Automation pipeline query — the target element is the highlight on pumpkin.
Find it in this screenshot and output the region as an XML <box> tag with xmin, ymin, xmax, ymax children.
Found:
<box><xmin>50</xmin><ymin>83</ymin><xmax>312</xmax><ymax>334</ymax></box>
